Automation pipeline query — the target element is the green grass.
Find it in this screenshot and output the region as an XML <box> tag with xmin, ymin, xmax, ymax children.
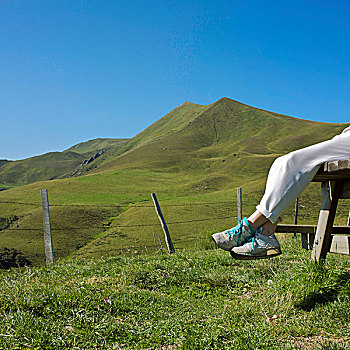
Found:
<box><xmin>0</xmin><ymin>238</ymin><xmax>349</xmax><ymax>349</ymax></box>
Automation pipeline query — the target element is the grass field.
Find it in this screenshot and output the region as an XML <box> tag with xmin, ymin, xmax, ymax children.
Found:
<box><xmin>0</xmin><ymin>98</ymin><xmax>350</xmax><ymax>348</ymax></box>
<box><xmin>1</xmin><ymin>166</ymin><xmax>349</xmax><ymax>266</ymax></box>
<box><xmin>0</xmin><ymin>237</ymin><xmax>349</xmax><ymax>349</ymax></box>
<box><xmin>0</xmin><ymin>98</ymin><xmax>349</xmax><ymax>265</ymax></box>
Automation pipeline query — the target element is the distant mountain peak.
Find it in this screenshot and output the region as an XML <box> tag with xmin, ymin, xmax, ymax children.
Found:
<box><xmin>179</xmin><ymin>101</ymin><xmax>198</xmax><ymax>107</ymax></box>
<box><xmin>216</xmin><ymin>97</ymin><xmax>233</xmax><ymax>103</ymax></box>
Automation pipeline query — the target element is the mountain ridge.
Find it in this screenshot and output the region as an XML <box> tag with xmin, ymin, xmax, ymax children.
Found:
<box><xmin>208</xmin><ymin>97</ymin><xmax>350</xmax><ymax>124</ymax></box>
<box><xmin>1</xmin><ymin>98</ymin><xmax>348</xmax><ymax>187</ymax></box>
<box><xmin>82</xmin><ymin>97</ymin><xmax>348</xmax><ymax>176</ymax></box>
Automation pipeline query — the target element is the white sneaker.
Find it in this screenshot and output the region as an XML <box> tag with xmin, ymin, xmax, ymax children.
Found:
<box><xmin>230</xmin><ymin>232</ymin><xmax>282</xmax><ymax>260</ymax></box>
<box><xmin>211</xmin><ymin>217</ymin><xmax>256</xmax><ymax>251</ymax></box>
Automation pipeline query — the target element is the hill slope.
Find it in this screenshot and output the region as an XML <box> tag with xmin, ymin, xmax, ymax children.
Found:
<box><xmin>0</xmin><ymin>98</ymin><xmax>348</xmax><ymax>264</ymax></box>
<box><xmin>77</xmin><ymin>97</ymin><xmax>348</xmax><ymax>187</ymax></box>
<box><xmin>0</xmin><ymin>138</ymin><xmax>129</xmax><ymax>188</ymax></box>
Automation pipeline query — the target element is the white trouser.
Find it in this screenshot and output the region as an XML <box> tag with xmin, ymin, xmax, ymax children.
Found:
<box><xmin>256</xmin><ymin>127</ymin><xmax>350</xmax><ymax>223</ymax></box>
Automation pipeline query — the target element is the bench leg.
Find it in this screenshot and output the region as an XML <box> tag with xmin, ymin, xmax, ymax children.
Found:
<box><xmin>311</xmin><ymin>181</ymin><xmax>342</xmax><ymax>262</ymax></box>
<box><xmin>301</xmin><ymin>231</ymin><xmax>315</xmax><ymax>250</ymax></box>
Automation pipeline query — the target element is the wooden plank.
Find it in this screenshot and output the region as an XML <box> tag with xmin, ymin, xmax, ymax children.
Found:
<box><xmin>312</xmin><ymin>181</ymin><xmax>342</xmax><ymax>261</ymax></box>
<box><xmin>313</xmin><ymin>171</ymin><xmax>350</xmax><ymax>182</ymax></box>
<box><xmin>332</xmin><ymin>159</ymin><xmax>350</xmax><ymax>171</ymax></box>
<box><xmin>313</xmin><ymin>159</ymin><xmax>350</xmax><ymax>182</ymax></box>
<box><xmin>275</xmin><ymin>224</ymin><xmax>316</xmax><ymax>249</ymax></box>
<box><xmin>275</xmin><ymin>224</ymin><xmax>350</xmax><ymax>235</ymax></box>
<box><xmin>329</xmin><ymin>235</ymin><xmax>350</xmax><ymax>255</ymax></box>
<box><xmin>332</xmin><ymin>226</ymin><xmax>350</xmax><ymax>234</ymax></box>
<box><xmin>312</xmin><ymin>182</ymin><xmax>332</xmax><ymax>261</ymax></box>
<box><xmin>151</xmin><ymin>193</ymin><xmax>175</xmax><ymax>254</ymax></box>
<box><xmin>275</xmin><ymin>224</ymin><xmax>316</xmax><ymax>234</ymax></box>
<box><xmin>324</xmin><ymin>159</ymin><xmax>350</xmax><ymax>172</ymax></box>
<box><xmin>339</xmin><ymin>159</ymin><xmax>350</xmax><ymax>170</ymax></box>
<box><xmin>40</xmin><ymin>189</ymin><xmax>54</xmax><ymax>265</ymax></box>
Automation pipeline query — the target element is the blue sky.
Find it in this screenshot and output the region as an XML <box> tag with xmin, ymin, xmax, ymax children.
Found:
<box><xmin>1</xmin><ymin>0</ymin><xmax>349</xmax><ymax>160</ymax></box>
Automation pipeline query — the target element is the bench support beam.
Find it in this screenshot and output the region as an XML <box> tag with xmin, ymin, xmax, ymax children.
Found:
<box><xmin>311</xmin><ymin>181</ymin><xmax>343</xmax><ymax>262</ymax></box>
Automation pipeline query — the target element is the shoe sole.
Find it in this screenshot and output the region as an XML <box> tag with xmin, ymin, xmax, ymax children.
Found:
<box><xmin>230</xmin><ymin>248</ymin><xmax>282</xmax><ymax>260</ymax></box>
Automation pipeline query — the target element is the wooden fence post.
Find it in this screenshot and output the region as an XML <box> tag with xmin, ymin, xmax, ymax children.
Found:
<box><xmin>237</xmin><ymin>188</ymin><xmax>242</xmax><ymax>220</ymax></box>
<box><xmin>151</xmin><ymin>193</ymin><xmax>175</xmax><ymax>254</ymax></box>
<box><xmin>40</xmin><ymin>189</ymin><xmax>54</xmax><ymax>265</ymax></box>
<box><xmin>347</xmin><ymin>209</ymin><xmax>350</xmax><ymax>226</ymax></box>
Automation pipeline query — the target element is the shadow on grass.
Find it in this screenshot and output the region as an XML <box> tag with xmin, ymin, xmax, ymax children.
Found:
<box><xmin>296</xmin><ymin>271</ymin><xmax>350</xmax><ymax>311</ymax></box>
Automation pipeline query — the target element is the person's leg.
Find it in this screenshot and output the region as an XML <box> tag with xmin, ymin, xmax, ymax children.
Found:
<box><xmin>246</xmin><ymin>210</ymin><xmax>268</xmax><ymax>230</ymax></box>
<box><xmin>259</xmin><ymin>216</ymin><xmax>280</xmax><ymax>236</ymax></box>
<box><xmin>212</xmin><ymin>130</ymin><xmax>350</xmax><ymax>255</ymax></box>
<box><xmin>230</xmin><ymin>130</ymin><xmax>350</xmax><ymax>259</ymax></box>
<box><xmin>256</xmin><ymin>130</ymin><xmax>350</xmax><ymax>226</ymax></box>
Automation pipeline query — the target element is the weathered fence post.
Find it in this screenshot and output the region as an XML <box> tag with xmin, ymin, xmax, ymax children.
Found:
<box><xmin>151</xmin><ymin>193</ymin><xmax>175</xmax><ymax>254</ymax></box>
<box><xmin>237</xmin><ymin>188</ymin><xmax>242</xmax><ymax>220</ymax></box>
<box><xmin>347</xmin><ymin>209</ymin><xmax>350</xmax><ymax>226</ymax></box>
<box><xmin>40</xmin><ymin>189</ymin><xmax>54</xmax><ymax>265</ymax></box>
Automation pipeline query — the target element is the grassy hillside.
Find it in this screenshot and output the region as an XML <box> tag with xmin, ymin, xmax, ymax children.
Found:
<box><xmin>0</xmin><ymin>98</ymin><xmax>349</xmax><ymax>265</ymax></box>
<box><xmin>65</xmin><ymin>138</ymin><xmax>129</xmax><ymax>154</ymax></box>
<box><xmin>98</xmin><ymin>98</ymin><xmax>347</xmax><ymax>172</ymax></box>
<box><xmin>0</xmin><ymin>244</ymin><xmax>349</xmax><ymax>349</ymax></box>
<box><xmin>0</xmin><ymin>138</ymin><xmax>129</xmax><ymax>188</ymax></box>
<box><xmin>0</xmin><ymin>151</ymin><xmax>86</xmax><ymax>188</ymax></box>
<box><xmin>72</xmin><ymin>102</ymin><xmax>211</xmax><ymax>176</ymax></box>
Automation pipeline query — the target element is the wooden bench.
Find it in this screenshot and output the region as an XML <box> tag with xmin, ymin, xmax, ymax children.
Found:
<box><xmin>275</xmin><ymin>159</ymin><xmax>350</xmax><ymax>262</ymax></box>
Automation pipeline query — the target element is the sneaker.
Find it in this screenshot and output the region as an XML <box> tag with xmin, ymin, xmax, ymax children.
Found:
<box><xmin>211</xmin><ymin>217</ymin><xmax>256</xmax><ymax>251</ymax></box>
<box><xmin>230</xmin><ymin>232</ymin><xmax>282</xmax><ymax>260</ymax></box>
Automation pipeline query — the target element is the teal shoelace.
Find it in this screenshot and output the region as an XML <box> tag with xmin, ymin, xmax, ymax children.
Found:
<box><xmin>246</xmin><ymin>227</ymin><xmax>262</xmax><ymax>252</ymax></box>
<box><xmin>225</xmin><ymin>217</ymin><xmax>244</xmax><ymax>245</ymax></box>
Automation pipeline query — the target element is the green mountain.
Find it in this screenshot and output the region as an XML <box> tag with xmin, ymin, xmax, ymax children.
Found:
<box><xmin>74</xmin><ymin>97</ymin><xmax>348</xmax><ymax>185</ymax></box>
<box><xmin>0</xmin><ymin>138</ymin><xmax>129</xmax><ymax>188</ymax></box>
<box><xmin>0</xmin><ymin>98</ymin><xmax>348</xmax><ymax>265</ymax></box>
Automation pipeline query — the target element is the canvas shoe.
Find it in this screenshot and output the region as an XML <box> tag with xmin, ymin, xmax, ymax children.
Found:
<box><xmin>211</xmin><ymin>217</ymin><xmax>256</xmax><ymax>251</ymax></box>
<box><xmin>230</xmin><ymin>232</ymin><xmax>282</xmax><ymax>260</ymax></box>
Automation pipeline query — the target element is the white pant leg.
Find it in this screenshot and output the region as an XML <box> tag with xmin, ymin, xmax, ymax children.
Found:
<box><xmin>256</xmin><ymin>129</ymin><xmax>350</xmax><ymax>223</ymax></box>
